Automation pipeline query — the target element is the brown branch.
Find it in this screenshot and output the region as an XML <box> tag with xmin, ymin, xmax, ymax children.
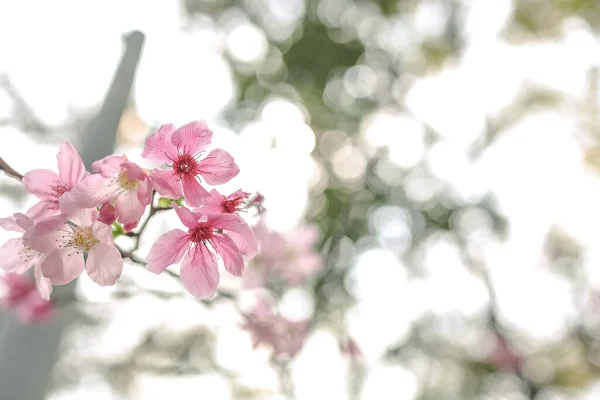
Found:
<box><xmin>0</xmin><ymin>156</ymin><xmax>23</xmax><ymax>181</ymax></box>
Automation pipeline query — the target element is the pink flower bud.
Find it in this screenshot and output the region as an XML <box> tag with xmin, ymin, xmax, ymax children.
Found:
<box><xmin>97</xmin><ymin>203</ymin><xmax>118</xmax><ymax>225</ymax></box>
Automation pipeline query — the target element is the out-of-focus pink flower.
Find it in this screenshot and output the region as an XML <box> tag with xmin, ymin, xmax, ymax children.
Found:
<box><xmin>145</xmin><ymin>204</ymin><xmax>257</xmax><ymax>298</ymax></box>
<box><xmin>246</xmin><ymin>192</ymin><xmax>266</xmax><ymax>215</ymax></box>
<box><xmin>199</xmin><ymin>189</ymin><xmax>251</xmax><ymax>214</ymax></box>
<box><xmin>22</xmin><ymin>142</ymin><xmax>87</xmax><ymax>217</ymax></box>
<box><xmin>23</xmin><ymin>208</ymin><xmax>123</xmax><ymax>286</ymax></box>
<box><xmin>142</xmin><ymin>121</ymin><xmax>239</xmax><ymax>207</ymax></box>
<box><xmin>0</xmin><ymin>204</ymin><xmax>53</xmax><ymax>299</ymax></box>
<box><xmin>1</xmin><ymin>273</ymin><xmax>54</xmax><ymax>324</ymax></box>
<box><xmin>60</xmin><ymin>155</ymin><xmax>152</xmax><ymax>232</ymax></box>
<box><xmin>340</xmin><ymin>337</ymin><xmax>362</xmax><ymax>360</ymax></box>
<box><xmin>489</xmin><ymin>335</ymin><xmax>521</xmax><ymax>372</ymax></box>
<box><xmin>16</xmin><ymin>293</ymin><xmax>55</xmax><ymax>323</ymax></box>
<box><xmin>248</xmin><ymin>220</ymin><xmax>323</xmax><ymax>285</ymax></box>
<box><xmin>242</xmin><ymin>296</ymin><xmax>309</xmax><ymax>358</ymax></box>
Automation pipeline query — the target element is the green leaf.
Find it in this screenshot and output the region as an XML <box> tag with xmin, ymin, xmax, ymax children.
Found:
<box><xmin>112</xmin><ymin>222</ymin><xmax>124</xmax><ymax>239</ymax></box>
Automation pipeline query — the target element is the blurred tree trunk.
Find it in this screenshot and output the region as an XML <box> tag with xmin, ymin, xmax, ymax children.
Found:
<box><xmin>0</xmin><ymin>31</ymin><xmax>144</xmax><ymax>400</ymax></box>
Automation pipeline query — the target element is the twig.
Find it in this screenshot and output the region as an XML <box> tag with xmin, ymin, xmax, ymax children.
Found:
<box><xmin>0</xmin><ymin>156</ymin><xmax>23</xmax><ymax>181</ymax></box>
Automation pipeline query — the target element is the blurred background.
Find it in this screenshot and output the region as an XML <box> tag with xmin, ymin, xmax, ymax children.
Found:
<box><xmin>1</xmin><ymin>0</ymin><xmax>600</xmax><ymax>399</ymax></box>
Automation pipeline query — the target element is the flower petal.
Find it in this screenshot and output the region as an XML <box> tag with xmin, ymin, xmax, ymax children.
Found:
<box><xmin>197</xmin><ymin>189</ymin><xmax>225</xmax><ymax>214</ymax></box>
<box><xmin>34</xmin><ymin>261</ymin><xmax>52</xmax><ymax>300</ymax></box>
<box><xmin>0</xmin><ymin>216</ymin><xmax>23</xmax><ymax>232</ymax></box>
<box><xmin>137</xmin><ymin>179</ymin><xmax>153</xmax><ymax>206</ymax></box>
<box><xmin>86</xmin><ymin>243</ymin><xmax>123</xmax><ymax>286</ymax></box>
<box><xmin>196</xmin><ymin>149</ymin><xmax>240</xmax><ymax>185</ymax></box>
<box><xmin>22</xmin><ymin>169</ymin><xmax>62</xmax><ymax>201</ymax></box>
<box><xmin>213</xmin><ymin>235</ymin><xmax>244</xmax><ymax>276</ymax></box>
<box><xmin>171</xmin><ymin>121</ymin><xmax>213</xmax><ymax>155</ymax></box>
<box><xmin>180</xmin><ymin>245</ymin><xmax>220</xmax><ymax>299</ymax></box>
<box><xmin>0</xmin><ymin>238</ymin><xmax>27</xmax><ymax>272</ymax></box>
<box><xmin>92</xmin><ymin>155</ymin><xmax>126</xmax><ymax>177</ymax></box>
<box><xmin>145</xmin><ymin>229</ymin><xmax>190</xmax><ymax>274</ymax></box>
<box><xmin>182</xmin><ymin>174</ymin><xmax>209</xmax><ymax>207</ymax></box>
<box><xmin>41</xmin><ymin>249</ymin><xmax>85</xmax><ymax>285</ymax></box>
<box><xmin>142</xmin><ymin>124</ymin><xmax>178</xmax><ymax>164</ymax></box>
<box><xmin>149</xmin><ymin>168</ymin><xmax>182</xmax><ymax>199</ymax></box>
<box><xmin>114</xmin><ymin>191</ymin><xmax>144</xmax><ymax>229</ymax></box>
<box><xmin>92</xmin><ymin>221</ymin><xmax>114</xmax><ymax>245</ymax></box>
<box><xmin>121</xmin><ymin>161</ymin><xmax>147</xmax><ymax>181</ymax></box>
<box><xmin>57</xmin><ymin>142</ymin><xmax>87</xmax><ymax>188</ymax></box>
<box><xmin>23</xmin><ymin>215</ymin><xmax>68</xmax><ymax>253</ymax></box>
<box><xmin>59</xmin><ymin>174</ymin><xmax>117</xmax><ymax>215</ymax></box>
<box><xmin>173</xmin><ymin>203</ymin><xmax>200</xmax><ymax>228</ymax></box>
<box><xmin>208</xmin><ymin>214</ymin><xmax>257</xmax><ymax>257</ymax></box>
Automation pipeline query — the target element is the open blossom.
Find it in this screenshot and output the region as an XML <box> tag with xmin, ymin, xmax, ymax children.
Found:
<box><xmin>22</xmin><ymin>142</ymin><xmax>87</xmax><ymax>217</ymax></box>
<box><xmin>60</xmin><ymin>155</ymin><xmax>152</xmax><ymax>232</ymax></box>
<box><xmin>242</xmin><ymin>295</ymin><xmax>309</xmax><ymax>358</ymax></box>
<box><xmin>247</xmin><ymin>220</ymin><xmax>323</xmax><ymax>286</ymax></box>
<box><xmin>145</xmin><ymin>204</ymin><xmax>257</xmax><ymax>298</ymax></box>
<box><xmin>142</xmin><ymin>121</ymin><xmax>239</xmax><ymax>207</ymax></box>
<box><xmin>199</xmin><ymin>189</ymin><xmax>250</xmax><ymax>214</ymax></box>
<box><xmin>0</xmin><ymin>204</ymin><xmax>52</xmax><ymax>299</ymax></box>
<box><xmin>23</xmin><ymin>209</ymin><xmax>123</xmax><ymax>286</ymax></box>
<box><xmin>1</xmin><ymin>273</ymin><xmax>54</xmax><ymax>324</ymax></box>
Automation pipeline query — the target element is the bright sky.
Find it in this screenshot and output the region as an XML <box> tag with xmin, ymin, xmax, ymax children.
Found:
<box><xmin>1</xmin><ymin>0</ymin><xmax>600</xmax><ymax>398</ymax></box>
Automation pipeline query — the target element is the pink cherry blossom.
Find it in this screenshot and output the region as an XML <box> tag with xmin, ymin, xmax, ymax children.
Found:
<box><xmin>247</xmin><ymin>220</ymin><xmax>323</xmax><ymax>286</ymax></box>
<box><xmin>0</xmin><ymin>203</ymin><xmax>53</xmax><ymax>299</ymax></box>
<box><xmin>141</xmin><ymin>121</ymin><xmax>240</xmax><ymax>207</ymax></box>
<box><xmin>145</xmin><ymin>203</ymin><xmax>257</xmax><ymax>299</ymax></box>
<box><xmin>340</xmin><ymin>337</ymin><xmax>362</xmax><ymax>360</ymax></box>
<box><xmin>23</xmin><ymin>208</ymin><xmax>123</xmax><ymax>286</ymax></box>
<box><xmin>199</xmin><ymin>189</ymin><xmax>250</xmax><ymax>214</ymax></box>
<box><xmin>60</xmin><ymin>155</ymin><xmax>152</xmax><ymax>232</ymax></box>
<box><xmin>242</xmin><ymin>296</ymin><xmax>309</xmax><ymax>358</ymax></box>
<box><xmin>1</xmin><ymin>273</ymin><xmax>54</xmax><ymax>324</ymax></box>
<box><xmin>22</xmin><ymin>142</ymin><xmax>87</xmax><ymax>217</ymax></box>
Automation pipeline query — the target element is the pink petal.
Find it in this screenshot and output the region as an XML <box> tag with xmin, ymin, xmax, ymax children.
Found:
<box><xmin>121</xmin><ymin>161</ymin><xmax>147</xmax><ymax>181</ymax></box>
<box><xmin>0</xmin><ymin>216</ymin><xmax>23</xmax><ymax>232</ymax></box>
<box><xmin>0</xmin><ymin>238</ymin><xmax>26</xmax><ymax>272</ymax></box>
<box><xmin>213</xmin><ymin>235</ymin><xmax>244</xmax><ymax>276</ymax></box>
<box><xmin>137</xmin><ymin>179</ymin><xmax>153</xmax><ymax>206</ymax></box>
<box><xmin>171</xmin><ymin>121</ymin><xmax>213</xmax><ymax>155</ymax></box>
<box><xmin>290</xmin><ymin>225</ymin><xmax>321</xmax><ymax>250</ymax></box>
<box><xmin>141</xmin><ymin>124</ymin><xmax>178</xmax><ymax>164</ymax></box>
<box><xmin>23</xmin><ymin>215</ymin><xmax>68</xmax><ymax>253</ymax></box>
<box><xmin>92</xmin><ymin>155</ymin><xmax>126</xmax><ymax>177</ymax></box>
<box><xmin>145</xmin><ymin>229</ymin><xmax>190</xmax><ymax>274</ymax></box>
<box><xmin>59</xmin><ymin>174</ymin><xmax>117</xmax><ymax>212</ymax></box>
<box><xmin>173</xmin><ymin>203</ymin><xmax>200</xmax><ymax>228</ymax></box>
<box><xmin>180</xmin><ymin>245</ymin><xmax>220</xmax><ymax>299</ymax></box>
<box><xmin>41</xmin><ymin>249</ymin><xmax>85</xmax><ymax>285</ymax></box>
<box><xmin>92</xmin><ymin>221</ymin><xmax>114</xmax><ymax>245</ymax></box>
<box><xmin>197</xmin><ymin>149</ymin><xmax>240</xmax><ymax>185</ymax></box>
<box><xmin>149</xmin><ymin>168</ymin><xmax>182</xmax><ymax>199</ymax></box>
<box><xmin>86</xmin><ymin>243</ymin><xmax>123</xmax><ymax>286</ymax></box>
<box><xmin>226</xmin><ymin>190</ymin><xmax>251</xmax><ymax>202</ymax></box>
<box><xmin>197</xmin><ymin>189</ymin><xmax>225</xmax><ymax>214</ymax></box>
<box><xmin>57</xmin><ymin>142</ymin><xmax>87</xmax><ymax>188</ymax></box>
<box><xmin>114</xmin><ymin>191</ymin><xmax>145</xmax><ymax>228</ymax></box>
<box><xmin>25</xmin><ymin>201</ymin><xmax>51</xmax><ymax>221</ymax></box>
<box><xmin>17</xmin><ymin>295</ymin><xmax>54</xmax><ymax>324</ymax></box>
<box><xmin>208</xmin><ymin>214</ymin><xmax>257</xmax><ymax>257</ymax></box>
<box><xmin>69</xmin><ymin>207</ymin><xmax>96</xmax><ymax>227</ymax></box>
<box><xmin>181</xmin><ymin>174</ymin><xmax>209</xmax><ymax>207</ymax></box>
<box><xmin>34</xmin><ymin>262</ymin><xmax>52</xmax><ymax>300</ymax></box>
<box><xmin>22</xmin><ymin>169</ymin><xmax>62</xmax><ymax>201</ymax></box>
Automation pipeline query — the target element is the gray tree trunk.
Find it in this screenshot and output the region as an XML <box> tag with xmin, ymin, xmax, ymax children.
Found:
<box><xmin>0</xmin><ymin>31</ymin><xmax>144</xmax><ymax>400</ymax></box>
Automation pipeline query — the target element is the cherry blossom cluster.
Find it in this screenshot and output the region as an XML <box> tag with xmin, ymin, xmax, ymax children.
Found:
<box><xmin>238</xmin><ymin>219</ymin><xmax>326</xmax><ymax>358</ymax></box>
<box><xmin>0</xmin><ymin>121</ymin><xmax>264</xmax><ymax>321</ymax></box>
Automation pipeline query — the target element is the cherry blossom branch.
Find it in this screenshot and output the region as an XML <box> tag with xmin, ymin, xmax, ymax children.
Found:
<box><xmin>0</xmin><ymin>156</ymin><xmax>23</xmax><ymax>182</ymax></box>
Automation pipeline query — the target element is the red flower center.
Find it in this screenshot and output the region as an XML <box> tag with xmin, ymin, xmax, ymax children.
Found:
<box><xmin>223</xmin><ymin>197</ymin><xmax>245</xmax><ymax>213</ymax></box>
<box><xmin>173</xmin><ymin>153</ymin><xmax>198</xmax><ymax>174</ymax></box>
<box><xmin>189</xmin><ymin>226</ymin><xmax>213</xmax><ymax>243</ymax></box>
